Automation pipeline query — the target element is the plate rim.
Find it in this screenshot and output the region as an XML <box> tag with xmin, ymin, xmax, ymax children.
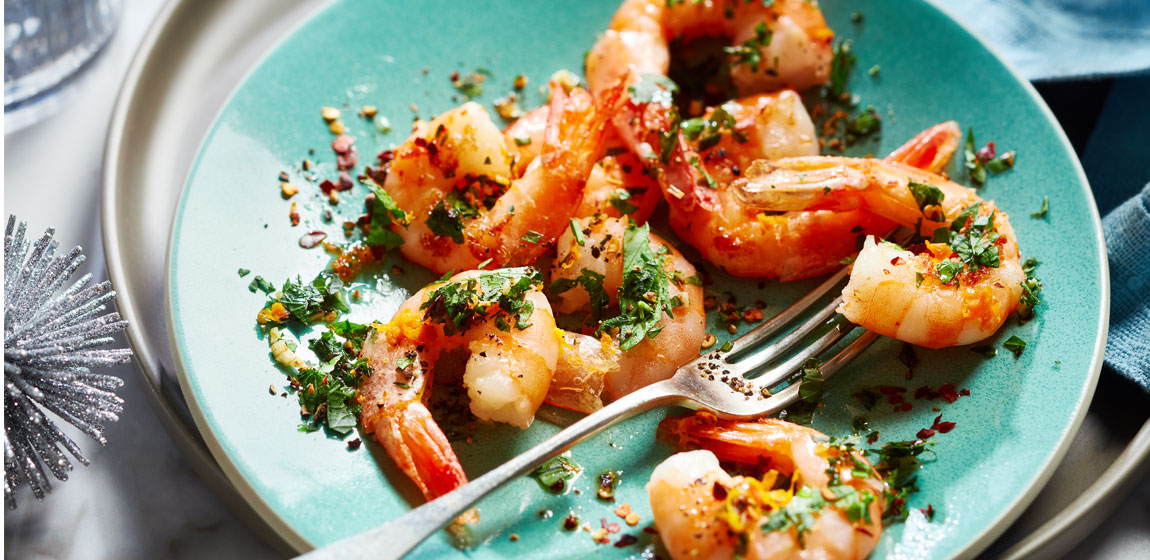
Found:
<box><xmin>153</xmin><ymin>0</ymin><xmax>1111</xmax><ymax>557</ymax></box>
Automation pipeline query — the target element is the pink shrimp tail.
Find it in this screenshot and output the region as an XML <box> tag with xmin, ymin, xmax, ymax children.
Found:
<box><xmin>373</xmin><ymin>401</ymin><xmax>468</xmax><ymax>502</ymax></box>
<box><xmin>659</xmin><ymin>413</ymin><xmax>822</xmax><ymax>470</ymax></box>
<box><xmin>885</xmin><ymin>121</ymin><xmax>961</xmax><ymax>174</ymax></box>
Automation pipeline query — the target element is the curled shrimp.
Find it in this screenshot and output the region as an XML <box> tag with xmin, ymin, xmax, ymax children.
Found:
<box><xmin>547</xmin><ymin>216</ymin><xmax>705</xmax><ymax>408</ymax></box>
<box><xmin>732</xmin><ymin>125</ymin><xmax>1027</xmax><ymax>348</ymax></box>
<box><xmin>357</xmin><ymin>268</ymin><xmax>560</xmax><ymax>503</ymax></box>
<box><xmin>650</xmin><ymin>414</ymin><xmax>886</xmax><ymax>560</ymax></box>
<box><xmin>382</xmin><ymin>83</ymin><xmax>619</xmax><ymax>274</ymax></box>
<box><xmin>644</xmin><ymin>91</ymin><xmax>896</xmax><ymax>280</ymax></box>
<box><xmin>585</xmin><ymin>0</ymin><xmax>834</xmax><ymax>100</ymax></box>
<box><xmin>505</xmin><ymin>104</ymin><xmax>662</xmax><ymax>223</ymax></box>
<box><xmin>841</xmin><ymin>205</ymin><xmax>1025</xmax><ymax>348</ymax></box>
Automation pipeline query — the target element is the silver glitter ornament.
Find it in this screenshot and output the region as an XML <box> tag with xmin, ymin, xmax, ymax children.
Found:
<box><xmin>4</xmin><ymin>216</ymin><xmax>132</xmax><ymax>509</ymax></box>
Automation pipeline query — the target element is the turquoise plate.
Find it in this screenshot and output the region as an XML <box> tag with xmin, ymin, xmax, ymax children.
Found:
<box><xmin>167</xmin><ymin>0</ymin><xmax>1108</xmax><ymax>557</ymax></box>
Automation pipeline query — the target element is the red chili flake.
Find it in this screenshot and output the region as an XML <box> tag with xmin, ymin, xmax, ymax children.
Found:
<box><xmin>712</xmin><ymin>481</ymin><xmax>728</xmax><ymax>501</ymax></box>
<box><xmin>917</xmin><ymin>428</ymin><xmax>936</xmax><ymax>439</ymax></box>
<box><xmin>642</xmin><ymin>527</ymin><xmax>659</xmax><ymax>534</ymax></box>
<box><xmin>332</xmin><ymin>134</ymin><xmax>354</xmax><ymax>154</ymax></box>
<box><xmin>900</xmin><ymin>402</ymin><xmax>912</xmax><ymax>412</ymax></box>
<box><xmin>890</xmin><ymin>256</ymin><xmax>903</xmax><ymax>266</ymax></box>
<box><xmin>337</xmin><ymin>171</ymin><xmax>354</xmax><ymax>190</ymax></box>
<box><xmin>975</xmin><ymin>142</ymin><xmax>996</xmax><ymax>163</ymax></box>
<box><xmin>289</xmin><ymin>202</ymin><xmax>300</xmax><ymax>226</ymax></box>
<box><xmin>320</xmin><ymin>179</ymin><xmax>337</xmax><ymax>194</ymax></box>
<box><xmin>939</xmin><ymin>383</ymin><xmax>959</xmax><ymax>403</ymax></box>
<box><xmin>346</xmin><ymin>438</ymin><xmax>362</xmax><ymax>450</ymax></box>
<box><xmin>337</xmin><ymin>147</ymin><xmax>359</xmax><ymax>170</ymax></box>
<box><xmin>960</xmin><ymin>388</ymin><xmax>971</xmax><ymax>396</ymax></box>
<box><xmin>614</xmin><ymin>535</ymin><xmax>639</xmax><ymax>548</ymax></box>
<box><xmin>563</xmin><ymin>515</ymin><xmax>579</xmax><ymax>530</ymax></box>
<box><xmin>377</xmin><ymin>149</ymin><xmax>396</xmax><ymax>165</ymax></box>
<box><xmin>936</xmin><ymin>421</ymin><xmax>956</xmax><ymax>434</ymax></box>
<box><xmin>299</xmin><ymin>231</ymin><xmax>328</xmax><ymax>249</ymax></box>
<box><xmin>914</xmin><ymin>386</ymin><xmax>938</xmax><ymax>400</ymax></box>
<box><xmin>921</xmin><ymin>504</ymin><xmax>936</xmax><ymax>521</ymax></box>
<box><xmin>855</xmin><ymin>527</ymin><xmax>874</xmax><ymax>537</ymax></box>
<box><xmin>606</xmin><ymin>522</ymin><xmax>621</xmax><ymax>534</ymax></box>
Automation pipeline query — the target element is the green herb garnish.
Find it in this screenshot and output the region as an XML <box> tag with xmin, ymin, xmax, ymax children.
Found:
<box><xmin>1031</xmin><ymin>196</ymin><xmax>1049</xmax><ymax>219</ymax></box>
<box><xmin>366</xmin><ymin>184</ymin><xmax>409</xmax><ymax>250</ymax></box>
<box><xmin>569</xmin><ymin>218</ymin><xmax>585</xmax><ymax>246</ymax></box>
<box><xmin>248</xmin><ymin>276</ymin><xmax>275</xmax><ymax>294</ymax></box>
<box><xmin>521</xmin><ymin>230</ymin><xmax>544</xmax><ymax>244</ymax></box>
<box><xmin>269</xmin><ymin>272</ymin><xmax>349</xmax><ymax>323</ymax></box>
<box><xmin>908</xmin><ymin>181</ymin><xmax>945</xmax><ymax>219</ymax></box>
<box><xmin>425</xmin><ymin>192</ymin><xmax>478</xmax><ymax>244</ymax></box>
<box><xmin>549</xmin><ymin>268</ymin><xmax>610</xmax><ymax>325</ymax></box>
<box><xmin>1003</xmin><ymin>335</ymin><xmax>1026</xmax><ymax>358</ymax></box>
<box><xmin>238</xmin><ymin>268</ymin><xmax>251</xmax><ymax>277</ymax></box>
<box><xmin>609</xmin><ymin>189</ymin><xmax>639</xmax><ymax>215</ymax></box>
<box><xmin>420</xmin><ymin>267</ymin><xmax>542</xmax><ymax>334</ymax></box>
<box><xmin>723</xmin><ymin>22</ymin><xmax>773</xmax><ymax>72</ymax></box>
<box><xmin>964</xmin><ymin>128</ymin><xmax>987</xmax><ymax>185</ymax></box>
<box><xmin>596</xmin><ymin>222</ymin><xmax>674</xmax><ymax>350</ymax></box>
<box><xmin>829</xmin><ymin>39</ymin><xmax>857</xmax><ymax>97</ymax></box>
<box><xmin>530</xmin><ymin>455</ymin><xmax>582</xmax><ymax>494</ymax></box>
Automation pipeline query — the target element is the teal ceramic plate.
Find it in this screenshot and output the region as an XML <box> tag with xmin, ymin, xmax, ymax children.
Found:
<box><xmin>167</xmin><ymin>0</ymin><xmax>1108</xmax><ymax>557</ymax></box>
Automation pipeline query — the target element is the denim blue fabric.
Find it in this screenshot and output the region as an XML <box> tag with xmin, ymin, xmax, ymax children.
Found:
<box><xmin>936</xmin><ymin>0</ymin><xmax>1150</xmax><ymax>81</ymax></box>
<box><xmin>1102</xmin><ymin>184</ymin><xmax>1150</xmax><ymax>389</ymax></box>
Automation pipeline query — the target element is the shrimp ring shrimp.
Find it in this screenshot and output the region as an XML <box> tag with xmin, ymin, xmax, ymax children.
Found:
<box><xmin>585</xmin><ymin>0</ymin><xmax>834</xmax><ymax>100</ymax></box>
<box><xmin>381</xmin><ymin>83</ymin><xmax>619</xmax><ymax>274</ymax></box>
<box><xmin>546</xmin><ymin>217</ymin><xmax>705</xmax><ymax>409</ymax></box>
<box><xmin>358</xmin><ymin>268</ymin><xmax>560</xmax><ymax>502</ymax></box>
<box><xmin>650</xmin><ymin>414</ymin><xmax>886</xmax><ymax>560</ymax></box>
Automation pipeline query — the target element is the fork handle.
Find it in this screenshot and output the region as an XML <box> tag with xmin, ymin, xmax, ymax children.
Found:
<box><xmin>297</xmin><ymin>380</ymin><xmax>685</xmax><ymax>560</ymax></box>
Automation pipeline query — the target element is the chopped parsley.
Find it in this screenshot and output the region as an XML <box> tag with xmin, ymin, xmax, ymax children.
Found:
<box><xmin>237</xmin><ymin>268</ymin><xmax>251</xmax><ymax>277</ymax></box>
<box><xmin>426</xmin><ymin>192</ymin><xmax>478</xmax><ymax>244</ymax></box>
<box><xmin>934</xmin><ymin>258</ymin><xmax>963</xmax><ymax>284</ymax></box>
<box><xmin>761</xmin><ymin>486</ymin><xmax>827</xmax><ymax>545</ymax></box>
<box><xmin>609</xmin><ymin>189</ymin><xmax>639</xmax><ymax>215</ymax></box>
<box><xmin>521</xmin><ymin>230</ymin><xmax>544</xmax><ymax>244</ymax></box>
<box><xmin>295</xmin><ymin>327</ymin><xmax>370</xmax><ymax>435</ymax></box>
<box><xmin>627</xmin><ymin>73</ymin><xmax>678</xmax><ymax>106</ymax></box>
<box><xmin>907</xmin><ymin>181</ymin><xmax>945</xmax><ymax>220</ymax></box>
<box><xmin>931</xmin><ymin>204</ymin><xmax>1002</xmax><ymax>285</ymax></box>
<box><xmin>829</xmin><ymin>39</ymin><xmax>857</xmax><ymax>98</ymax></box>
<box><xmin>596</xmin><ymin>222</ymin><xmax>675</xmax><ymax>350</ymax></box>
<box><xmin>248</xmin><ymin>276</ymin><xmax>275</xmax><ymax>294</ymax></box>
<box><xmin>964</xmin><ymin>128</ymin><xmax>987</xmax><ymax>185</ymax></box>
<box><xmin>264</xmin><ymin>272</ymin><xmax>349</xmax><ymax>323</ymax></box>
<box><xmin>420</xmin><ymin>267</ymin><xmax>542</xmax><ymax>334</ymax></box>
<box><xmin>1031</xmin><ymin>196</ymin><xmax>1049</xmax><ymax>219</ymax></box>
<box><xmin>680</xmin><ymin>102</ymin><xmax>746</xmax><ymax>151</ymax></box>
<box><xmin>569</xmin><ymin>218</ymin><xmax>585</xmax><ymax>245</ymax></box>
<box><xmin>986</xmin><ymin>151</ymin><xmax>1016</xmax><ymax>173</ymax></box>
<box><xmin>529</xmin><ymin>455</ymin><xmax>582</xmax><ymax>494</ymax></box>
<box><xmin>1003</xmin><ymin>335</ymin><xmax>1026</xmax><ymax>358</ymax></box>
<box><xmin>723</xmin><ymin>22</ymin><xmax>773</xmax><ymax>72</ymax></box>
<box><xmin>1018</xmin><ymin>258</ymin><xmax>1044</xmax><ymax>322</ymax></box>
<box><xmin>971</xmin><ymin>345</ymin><xmax>998</xmax><ymax>358</ymax></box>
<box><xmin>549</xmin><ymin>268</ymin><xmax>610</xmax><ymax>325</ymax></box>
<box><xmin>366</xmin><ymin>184</ymin><xmax>409</xmax><ymax>250</ymax></box>
<box><xmin>513</xmin><ymin>136</ymin><xmax>532</xmax><ymax>146</ymax></box>
<box><xmin>847</xmin><ymin>106</ymin><xmax>882</xmax><ymax>136</ymax></box>
<box><xmin>866</xmin><ymin>439</ymin><xmax>934</xmax><ymax>523</ymax></box>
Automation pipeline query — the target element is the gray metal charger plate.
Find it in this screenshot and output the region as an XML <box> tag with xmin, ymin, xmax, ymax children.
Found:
<box><xmin>101</xmin><ymin>0</ymin><xmax>1149</xmax><ymax>557</ymax></box>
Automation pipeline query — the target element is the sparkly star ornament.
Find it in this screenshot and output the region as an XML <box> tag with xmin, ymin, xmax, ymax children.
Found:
<box><xmin>4</xmin><ymin>216</ymin><xmax>132</xmax><ymax>509</ymax></box>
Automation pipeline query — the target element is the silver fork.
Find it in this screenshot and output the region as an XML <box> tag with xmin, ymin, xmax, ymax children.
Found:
<box><xmin>298</xmin><ymin>262</ymin><xmax>883</xmax><ymax>560</ymax></box>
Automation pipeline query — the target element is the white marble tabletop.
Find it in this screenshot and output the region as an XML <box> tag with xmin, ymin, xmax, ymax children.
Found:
<box><xmin>3</xmin><ymin>1</ymin><xmax>1148</xmax><ymax>558</ymax></box>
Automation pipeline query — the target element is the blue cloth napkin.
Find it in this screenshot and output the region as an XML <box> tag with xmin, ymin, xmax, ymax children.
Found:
<box><xmin>936</xmin><ymin>0</ymin><xmax>1150</xmax><ymax>81</ymax></box>
<box><xmin>1103</xmin><ymin>184</ymin><xmax>1150</xmax><ymax>388</ymax></box>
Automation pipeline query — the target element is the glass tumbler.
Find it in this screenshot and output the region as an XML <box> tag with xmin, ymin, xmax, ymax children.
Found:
<box><xmin>4</xmin><ymin>0</ymin><xmax>121</xmax><ymax>132</ymax></box>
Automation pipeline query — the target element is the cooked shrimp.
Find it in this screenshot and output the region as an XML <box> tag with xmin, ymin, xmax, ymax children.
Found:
<box><xmin>547</xmin><ymin>331</ymin><xmax>617</xmax><ymax>413</ymax></box>
<box><xmin>382</xmin><ymin>84</ymin><xmax>618</xmax><ymax>274</ymax></box>
<box><xmin>840</xmin><ymin>204</ymin><xmax>1026</xmax><ymax>348</ymax></box>
<box><xmin>548</xmin><ymin>216</ymin><xmax>705</xmax><ymax>399</ymax></box>
<box><xmin>358</xmin><ymin>268</ymin><xmax>560</xmax><ymax>502</ymax></box>
<box><xmin>733</xmin><ymin>155</ymin><xmax>982</xmax><ymax>236</ymax></box>
<box><xmin>585</xmin><ymin>0</ymin><xmax>834</xmax><ymax>99</ymax></box>
<box><xmin>885</xmin><ymin>121</ymin><xmax>961</xmax><ymax>175</ymax></box>
<box><xmin>506</xmin><ymin>104</ymin><xmax>662</xmax><ymax>222</ymax></box>
<box><xmin>649</xmin><ymin>415</ymin><xmax>885</xmax><ymax>560</ymax></box>
<box><xmin>639</xmin><ymin>91</ymin><xmax>895</xmax><ymax>280</ymax></box>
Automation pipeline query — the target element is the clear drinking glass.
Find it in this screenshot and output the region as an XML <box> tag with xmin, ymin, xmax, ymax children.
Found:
<box><xmin>4</xmin><ymin>0</ymin><xmax>121</xmax><ymax>132</ymax></box>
